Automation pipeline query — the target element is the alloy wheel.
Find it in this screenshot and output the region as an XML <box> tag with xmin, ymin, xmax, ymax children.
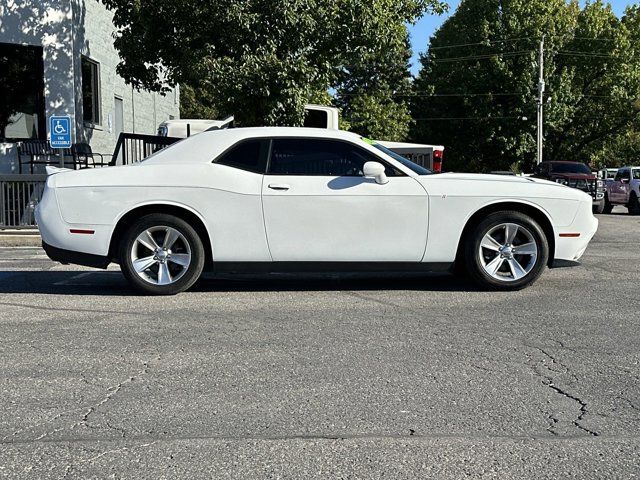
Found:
<box><xmin>130</xmin><ymin>226</ymin><xmax>192</xmax><ymax>285</ymax></box>
<box><xmin>478</xmin><ymin>223</ymin><xmax>538</xmax><ymax>282</ymax></box>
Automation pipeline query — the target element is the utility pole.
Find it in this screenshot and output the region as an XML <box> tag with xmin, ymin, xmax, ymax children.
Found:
<box><xmin>537</xmin><ymin>35</ymin><xmax>545</xmax><ymax>165</ymax></box>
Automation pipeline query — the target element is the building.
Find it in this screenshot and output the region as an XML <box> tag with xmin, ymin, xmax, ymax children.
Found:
<box><xmin>0</xmin><ymin>0</ymin><xmax>180</xmax><ymax>172</ymax></box>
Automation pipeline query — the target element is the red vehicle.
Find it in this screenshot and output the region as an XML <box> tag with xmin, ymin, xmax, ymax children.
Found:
<box><xmin>532</xmin><ymin>161</ymin><xmax>605</xmax><ymax>213</ymax></box>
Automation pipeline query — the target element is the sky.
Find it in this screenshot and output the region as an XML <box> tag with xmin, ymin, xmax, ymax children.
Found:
<box><xmin>407</xmin><ymin>0</ymin><xmax>636</xmax><ymax>75</ymax></box>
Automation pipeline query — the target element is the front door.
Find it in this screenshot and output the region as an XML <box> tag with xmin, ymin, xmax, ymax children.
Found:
<box><xmin>610</xmin><ymin>169</ymin><xmax>629</xmax><ymax>204</ymax></box>
<box><xmin>261</xmin><ymin>138</ymin><xmax>429</xmax><ymax>262</ymax></box>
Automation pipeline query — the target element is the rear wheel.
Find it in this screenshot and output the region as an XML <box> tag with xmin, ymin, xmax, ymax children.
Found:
<box><xmin>602</xmin><ymin>194</ymin><xmax>613</xmax><ymax>214</ymax></box>
<box><xmin>464</xmin><ymin>211</ymin><xmax>549</xmax><ymax>290</ymax></box>
<box><xmin>119</xmin><ymin>214</ymin><xmax>205</xmax><ymax>295</ymax></box>
<box><xmin>628</xmin><ymin>192</ymin><xmax>640</xmax><ymax>215</ymax></box>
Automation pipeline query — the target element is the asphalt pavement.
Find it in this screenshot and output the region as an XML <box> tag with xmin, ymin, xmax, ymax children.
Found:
<box><xmin>0</xmin><ymin>207</ymin><xmax>639</xmax><ymax>478</ymax></box>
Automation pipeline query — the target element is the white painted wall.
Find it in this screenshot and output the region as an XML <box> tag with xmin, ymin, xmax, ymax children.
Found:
<box><xmin>0</xmin><ymin>0</ymin><xmax>179</xmax><ymax>170</ymax></box>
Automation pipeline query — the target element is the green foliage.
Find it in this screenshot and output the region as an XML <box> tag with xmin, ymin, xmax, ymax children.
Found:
<box><xmin>341</xmin><ymin>91</ymin><xmax>413</xmax><ymax>141</ymax></box>
<box><xmin>101</xmin><ymin>0</ymin><xmax>446</xmax><ymax>129</ymax></box>
<box><xmin>335</xmin><ymin>29</ymin><xmax>416</xmax><ymax>140</ymax></box>
<box><xmin>411</xmin><ymin>0</ymin><xmax>640</xmax><ymax>172</ymax></box>
<box><xmin>179</xmin><ymin>84</ymin><xmax>218</xmax><ymax>120</ymax></box>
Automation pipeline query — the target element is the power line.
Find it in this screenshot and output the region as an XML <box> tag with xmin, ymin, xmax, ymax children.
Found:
<box><xmin>405</xmin><ymin>93</ymin><xmax>530</xmax><ymax>98</ymax></box>
<box><xmin>431</xmin><ymin>50</ymin><xmax>534</xmax><ymax>63</ymax></box>
<box><xmin>571</xmin><ymin>36</ymin><xmax>615</xmax><ymax>41</ymax></box>
<box><xmin>414</xmin><ymin>115</ymin><xmax>531</xmax><ymax>121</ymax></box>
<box><xmin>337</xmin><ymin>92</ymin><xmax>529</xmax><ymax>97</ymax></box>
<box><xmin>428</xmin><ymin>37</ymin><xmax>537</xmax><ymax>50</ymax></box>
<box><xmin>426</xmin><ymin>36</ymin><xmax>617</xmax><ymax>52</ymax></box>
<box><xmin>556</xmin><ymin>51</ymin><xmax>623</xmax><ymax>58</ymax></box>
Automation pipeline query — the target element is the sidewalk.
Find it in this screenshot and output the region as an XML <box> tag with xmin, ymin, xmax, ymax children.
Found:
<box><xmin>0</xmin><ymin>229</ymin><xmax>41</xmax><ymax>247</ymax></box>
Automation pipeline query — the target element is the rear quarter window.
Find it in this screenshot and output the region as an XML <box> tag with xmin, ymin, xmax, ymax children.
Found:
<box><xmin>213</xmin><ymin>139</ymin><xmax>269</xmax><ymax>173</ymax></box>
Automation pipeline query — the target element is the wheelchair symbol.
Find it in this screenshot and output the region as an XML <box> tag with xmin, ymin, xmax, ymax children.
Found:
<box><xmin>53</xmin><ymin>120</ymin><xmax>68</xmax><ymax>135</ymax></box>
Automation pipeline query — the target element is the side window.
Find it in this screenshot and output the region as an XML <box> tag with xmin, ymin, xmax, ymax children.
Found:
<box><xmin>633</xmin><ymin>170</ymin><xmax>640</xmax><ymax>181</ymax></box>
<box><xmin>614</xmin><ymin>169</ymin><xmax>627</xmax><ymax>182</ymax></box>
<box><xmin>268</xmin><ymin>138</ymin><xmax>402</xmax><ymax>177</ymax></box>
<box><xmin>214</xmin><ymin>139</ymin><xmax>268</xmax><ymax>173</ymax></box>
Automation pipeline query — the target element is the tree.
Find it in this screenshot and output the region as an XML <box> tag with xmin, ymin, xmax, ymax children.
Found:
<box><xmin>334</xmin><ymin>14</ymin><xmax>417</xmax><ymax>140</ymax></box>
<box><xmin>411</xmin><ymin>0</ymin><xmax>640</xmax><ymax>172</ymax></box>
<box><xmin>101</xmin><ymin>0</ymin><xmax>446</xmax><ymax>127</ymax></box>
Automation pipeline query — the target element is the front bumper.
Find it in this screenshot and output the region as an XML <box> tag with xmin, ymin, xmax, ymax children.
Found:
<box><xmin>592</xmin><ymin>194</ymin><xmax>604</xmax><ymax>206</ymax></box>
<box><xmin>552</xmin><ymin>201</ymin><xmax>599</xmax><ymax>265</ymax></box>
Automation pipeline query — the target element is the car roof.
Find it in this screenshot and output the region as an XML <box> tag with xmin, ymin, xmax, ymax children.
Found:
<box><xmin>142</xmin><ymin>127</ymin><xmax>400</xmax><ymax>168</ymax></box>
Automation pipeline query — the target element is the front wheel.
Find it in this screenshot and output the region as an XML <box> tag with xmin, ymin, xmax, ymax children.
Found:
<box><xmin>593</xmin><ymin>201</ymin><xmax>605</xmax><ymax>215</ymax></box>
<box><xmin>602</xmin><ymin>194</ymin><xmax>613</xmax><ymax>214</ymax></box>
<box><xmin>119</xmin><ymin>214</ymin><xmax>205</xmax><ymax>295</ymax></box>
<box><xmin>464</xmin><ymin>211</ymin><xmax>549</xmax><ymax>291</ymax></box>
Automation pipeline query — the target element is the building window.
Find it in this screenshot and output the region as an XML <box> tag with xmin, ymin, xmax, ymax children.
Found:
<box><xmin>81</xmin><ymin>56</ymin><xmax>101</xmax><ymax>125</ymax></box>
<box><xmin>0</xmin><ymin>43</ymin><xmax>46</xmax><ymax>140</ymax></box>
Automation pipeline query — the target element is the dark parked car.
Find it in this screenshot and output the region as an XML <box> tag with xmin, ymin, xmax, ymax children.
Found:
<box><xmin>532</xmin><ymin>161</ymin><xmax>605</xmax><ymax>213</ymax></box>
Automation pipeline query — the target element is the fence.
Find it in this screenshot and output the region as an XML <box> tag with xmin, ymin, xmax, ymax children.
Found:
<box><xmin>0</xmin><ymin>175</ymin><xmax>47</xmax><ymax>229</ymax></box>
<box><xmin>111</xmin><ymin>133</ymin><xmax>181</xmax><ymax>165</ymax></box>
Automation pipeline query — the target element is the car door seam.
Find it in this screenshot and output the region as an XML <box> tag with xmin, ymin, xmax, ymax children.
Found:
<box><xmin>260</xmin><ymin>175</ymin><xmax>275</xmax><ymax>261</ymax></box>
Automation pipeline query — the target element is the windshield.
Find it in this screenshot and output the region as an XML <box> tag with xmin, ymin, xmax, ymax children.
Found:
<box><xmin>370</xmin><ymin>142</ymin><xmax>432</xmax><ymax>175</ymax></box>
<box><xmin>550</xmin><ymin>163</ymin><xmax>591</xmax><ymax>174</ymax></box>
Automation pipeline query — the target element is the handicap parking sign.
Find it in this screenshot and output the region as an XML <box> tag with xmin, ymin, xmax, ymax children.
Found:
<box><xmin>49</xmin><ymin>116</ymin><xmax>72</xmax><ymax>149</ymax></box>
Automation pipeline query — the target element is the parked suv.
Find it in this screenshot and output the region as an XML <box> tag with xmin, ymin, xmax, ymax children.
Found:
<box><xmin>532</xmin><ymin>161</ymin><xmax>605</xmax><ymax>213</ymax></box>
<box><xmin>604</xmin><ymin>167</ymin><xmax>640</xmax><ymax>214</ymax></box>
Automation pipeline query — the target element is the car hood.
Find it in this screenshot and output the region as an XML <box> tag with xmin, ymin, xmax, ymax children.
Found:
<box><xmin>417</xmin><ymin>172</ymin><xmax>591</xmax><ymax>203</ymax></box>
<box><xmin>433</xmin><ymin>172</ymin><xmax>563</xmax><ymax>187</ymax></box>
<box><xmin>549</xmin><ymin>173</ymin><xmax>596</xmax><ymax>180</ymax></box>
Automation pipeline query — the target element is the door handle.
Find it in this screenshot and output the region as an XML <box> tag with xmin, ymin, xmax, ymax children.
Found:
<box><xmin>268</xmin><ymin>184</ymin><xmax>290</xmax><ymax>191</ymax></box>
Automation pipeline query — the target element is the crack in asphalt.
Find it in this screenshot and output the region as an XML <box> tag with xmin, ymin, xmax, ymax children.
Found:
<box><xmin>62</xmin><ymin>441</ymin><xmax>158</xmax><ymax>478</ymax></box>
<box><xmin>2</xmin><ymin>357</ymin><xmax>157</xmax><ymax>444</ymax></box>
<box><xmin>59</xmin><ymin>358</ymin><xmax>158</xmax><ymax>477</ymax></box>
<box><xmin>77</xmin><ymin>358</ymin><xmax>155</xmax><ymax>431</ymax></box>
<box><xmin>527</xmin><ymin>344</ymin><xmax>599</xmax><ymax>437</ymax></box>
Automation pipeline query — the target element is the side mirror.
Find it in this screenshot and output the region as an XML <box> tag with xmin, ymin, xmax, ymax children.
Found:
<box><xmin>363</xmin><ymin>161</ymin><xmax>388</xmax><ymax>185</ymax></box>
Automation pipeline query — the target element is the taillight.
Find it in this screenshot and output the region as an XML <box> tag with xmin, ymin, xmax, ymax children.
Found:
<box><xmin>433</xmin><ymin>149</ymin><xmax>443</xmax><ymax>173</ymax></box>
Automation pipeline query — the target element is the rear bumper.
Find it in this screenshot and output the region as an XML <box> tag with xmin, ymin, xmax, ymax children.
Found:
<box><xmin>42</xmin><ymin>241</ymin><xmax>110</xmax><ymax>269</ymax></box>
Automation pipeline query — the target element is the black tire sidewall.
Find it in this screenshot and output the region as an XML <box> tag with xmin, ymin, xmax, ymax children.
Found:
<box><xmin>628</xmin><ymin>193</ymin><xmax>640</xmax><ymax>215</ymax></box>
<box><xmin>119</xmin><ymin>214</ymin><xmax>205</xmax><ymax>295</ymax></box>
<box><xmin>465</xmin><ymin>211</ymin><xmax>549</xmax><ymax>290</ymax></box>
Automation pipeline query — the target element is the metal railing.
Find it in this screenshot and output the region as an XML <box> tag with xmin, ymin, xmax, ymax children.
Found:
<box><xmin>0</xmin><ymin>175</ymin><xmax>46</xmax><ymax>229</ymax></box>
<box><xmin>111</xmin><ymin>133</ymin><xmax>181</xmax><ymax>165</ymax></box>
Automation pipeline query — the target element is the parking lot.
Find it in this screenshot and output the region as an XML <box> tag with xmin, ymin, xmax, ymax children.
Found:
<box><xmin>0</xmin><ymin>208</ymin><xmax>639</xmax><ymax>478</ymax></box>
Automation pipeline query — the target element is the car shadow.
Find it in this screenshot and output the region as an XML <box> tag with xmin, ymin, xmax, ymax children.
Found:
<box><xmin>0</xmin><ymin>270</ymin><xmax>479</xmax><ymax>295</ymax></box>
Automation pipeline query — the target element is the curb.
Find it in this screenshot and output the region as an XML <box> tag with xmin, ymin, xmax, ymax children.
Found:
<box><xmin>0</xmin><ymin>230</ymin><xmax>42</xmax><ymax>247</ymax></box>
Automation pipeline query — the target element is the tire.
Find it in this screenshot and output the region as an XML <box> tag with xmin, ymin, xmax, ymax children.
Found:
<box><xmin>463</xmin><ymin>211</ymin><xmax>549</xmax><ymax>291</ymax></box>
<box><xmin>602</xmin><ymin>194</ymin><xmax>613</xmax><ymax>214</ymax></box>
<box><xmin>628</xmin><ymin>192</ymin><xmax>640</xmax><ymax>215</ymax></box>
<box><xmin>593</xmin><ymin>201</ymin><xmax>605</xmax><ymax>215</ymax></box>
<box><xmin>119</xmin><ymin>213</ymin><xmax>205</xmax><ymax>295</ymax></box>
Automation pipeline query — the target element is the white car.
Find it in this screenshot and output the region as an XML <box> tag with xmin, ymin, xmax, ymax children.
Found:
<box><xmin>36</xmin><ymin>128</ymin><xmax>598</xmax><ymax>295</ymax></box>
